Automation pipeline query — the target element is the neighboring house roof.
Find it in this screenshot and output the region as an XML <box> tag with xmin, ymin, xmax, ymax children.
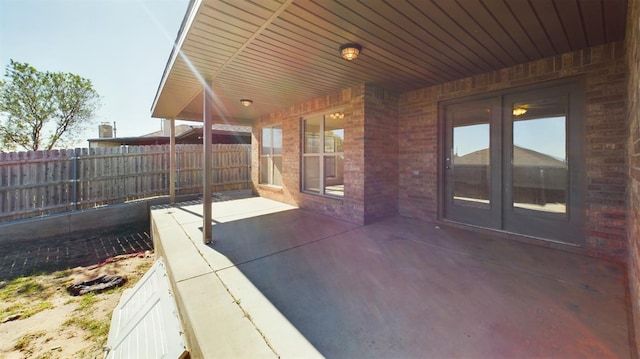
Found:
<box><xmin>454</xmin><ymin>148</ymin><xmax>491</xmax><ymax>166</ymax></box>
<box><xmin>142</xmin><ymin>124</ymin><xmax>251</xmax><ymax>137</ymax></box>
<box><xmin>454</xmin><ymin>146</ymin><xmax>565</xmax><ymax>168</ymax></box>
<box><xmin>87</xmin><ymin>124</ymin><xmax>251</xmax><ymax>147</ymax></box>
<box><xmin>141</xmin><ymin>124</ymin><xmax>195</xmax><ymax>137</ymax></box>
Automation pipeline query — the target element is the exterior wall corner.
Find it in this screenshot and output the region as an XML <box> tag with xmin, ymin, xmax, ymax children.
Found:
<box><xmin>625</xmin><ymin>0</ymin><xmax>640</xmax><ymax>354</ymax></box>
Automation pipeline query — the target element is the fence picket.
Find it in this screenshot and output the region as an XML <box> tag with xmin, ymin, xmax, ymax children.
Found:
<box><xmin>0</xmin><ymin>144</ymin><xmax>251</xmax><ymax>222</ymax></box>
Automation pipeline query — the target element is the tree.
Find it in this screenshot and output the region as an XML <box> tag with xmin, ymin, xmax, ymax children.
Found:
<box><xmin>0</xmin><ymin>60</ymin><xmax>100</xmax><ymax>151</ymax></box>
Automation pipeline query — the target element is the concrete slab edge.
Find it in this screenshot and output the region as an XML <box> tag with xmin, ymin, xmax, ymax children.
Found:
<box><xmin>0</xmin><ymin>194</ymin><xmax>201</xmax><ymax>244</ymax></box>
<box><xmin>151</xmin><ymin>208</ymin><xmax>277</xmax><ymax>359</ymax></box>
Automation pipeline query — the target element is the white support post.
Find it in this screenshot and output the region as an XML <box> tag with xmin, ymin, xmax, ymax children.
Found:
<box><xmin>202</xmin><ymin>85</ymin><xmax>213</xmax><ymax>243</ymax></box>
<box><xmin>169</xmin><ymin>118</ymin><xmax>176</xmax><ymax>204</ymax></box>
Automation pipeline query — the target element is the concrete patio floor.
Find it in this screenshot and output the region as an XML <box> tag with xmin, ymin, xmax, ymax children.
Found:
<box><xmin>151</xmin><ymin>195</ymin><xmax>632</xmax><ymax>358</ymax></box>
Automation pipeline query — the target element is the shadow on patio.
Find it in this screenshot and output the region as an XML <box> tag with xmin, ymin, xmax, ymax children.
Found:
<box><xmin>151</xmin><ymin>196</ymin><xmax>631</xmax><ymax>358</ymax></box>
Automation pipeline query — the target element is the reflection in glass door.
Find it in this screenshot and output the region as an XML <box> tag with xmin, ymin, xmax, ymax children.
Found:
<box><xmin>511</xmin><ymin>98</ymin><xmax>567</xmax><ymax>214</ymax></box>
<box><xmin>453</xmin><ymin>122</ymin><xmax>490</xmax><ymax>205</ymax></box>
<box><xmin>503</xmin><ymin>85</ymin><xmax>584</xmax><ymax>242</ymax></box>
<box><xmin>444</xmin><ymin>98</ymin><xmax>500</xmax><ymax>228</ymax></box>
<box><xmin>443</xmin><ymin>82</ymin><xmax>584</xmax><ymax>244</ymax></box>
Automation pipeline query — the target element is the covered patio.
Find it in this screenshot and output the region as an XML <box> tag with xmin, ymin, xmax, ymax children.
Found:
<box><xmin>152</xmin><ymin>196</ymin><xmax>631</xmax><ymax>358</ymax></box>
<box><xmin>148</xmin><ymin>0</ymin><xmax>640</xmax><ymax>356</ymax></box>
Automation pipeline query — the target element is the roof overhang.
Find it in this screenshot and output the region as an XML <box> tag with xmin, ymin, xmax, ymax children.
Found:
<box><xmin>151</xmin><ymin>0</ymin><xmax>628</xmax><ymax>124</ymax></box>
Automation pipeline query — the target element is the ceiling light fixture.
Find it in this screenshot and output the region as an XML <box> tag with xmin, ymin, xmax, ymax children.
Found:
<box><xmin>339</xmin><ymin>43</ymin><xmax>362</xmax><ymax>61</ymax></box>
<box><xmin>240</xmin><ymin>99</ymin><xmax>253</xmax><ymax>107</ymax></box>
<box><xmin>512</xmin><ymin>107</ymin><xmax>527</xmax><ymax>116</ymax></box>
<box><xmin>329</xmin><ymin>112</ymin><xmax>345</xmax><ymax>120</ymax></box>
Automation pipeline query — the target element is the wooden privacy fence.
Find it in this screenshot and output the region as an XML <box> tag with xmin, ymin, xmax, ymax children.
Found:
<box><xmin>0</xmin><ymin>144</ymin><xmax>251</xmax><ymax>222</ymax></box>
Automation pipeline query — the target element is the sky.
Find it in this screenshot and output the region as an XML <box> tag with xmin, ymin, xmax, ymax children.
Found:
<box><xmin>454</xmin><ymin>116</ymin><xmax>566</xmax><ymax>160</ymax></box>
<box><xmin>0</xmin><ymin>0</ymin><xmax>190</xmax><ymax>144</ymax></box>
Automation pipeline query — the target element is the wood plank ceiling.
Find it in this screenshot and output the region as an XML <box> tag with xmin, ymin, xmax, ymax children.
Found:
<box><xmin>151</xmin><ymin>0</ymin><xmax>628</xmax><ymax>124</ymax></box>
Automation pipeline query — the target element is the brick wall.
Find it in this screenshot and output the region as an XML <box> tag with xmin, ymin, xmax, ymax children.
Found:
<box><xmin>252</xmin><ymin>85</ymin><xmax>368</xmax><ymax>225</ymax></box>
<box><xmin>398</xmin><ymin>42</ymin><xmax>628</xmax><ymax>261</ymax></box>
<box><xmin>251</xmin><ymin>41</ymin><xmax>628</xmax><ymax>259</ymax></box>
<box><xmin>363</xmin><ymin>86</ymin><xmax>399</xmax><ymax>223</ymax></box>
<box><xmin>252</xmin><ymin>84</ymin><xmax>400</xmax><ymax>225</ymax></box>
<box><xmin>626</xmin><ymin>0</ymin><xmax>640</xmax><ymax>352</ymax></box>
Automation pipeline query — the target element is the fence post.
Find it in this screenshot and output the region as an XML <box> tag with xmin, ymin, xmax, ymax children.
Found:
<box><xmin>246</xmin><ymin>145</ymin><xmax>251</xmax><ymax>188</ymax></box>
<box><xmin>72</xmin><ymin>149</ymin><xmax>79</xmax><ymax>211</ymax></box>
<box><xmin>176</xmin><ymin>145</ymin><xmax>180</xmax><ymax>194</ymax></box>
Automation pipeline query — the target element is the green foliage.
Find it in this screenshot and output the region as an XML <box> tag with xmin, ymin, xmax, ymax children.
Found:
<box><xmin>0</xmin><ymin>276</ymin><xmax>55</xmax><ymax>320</ymax></box>
<box><xmin>78</xmin><ymin>292</ymin><xmax>98</xmax><ymax>311</ymax></box>
<box><xmin>63</xmin><ymin>316</ymin><xmax>110</xmax><ymax>341</ymax></box>
<box><xmin>66</xmin><ymin>291</ymin><xmax>111</xmax><ymax>343</ymax></box>
<box><xmin>22</xmin><ymin>301</ymin><xmax>54</xmax><ymax>318</ymax></box>
<box><xmin>0</xmin><ymin>276</ymin><xmax>46</xmax><ymax>300</ymax></box>
<box><xmin>13</xmin><ymin>331</ymin><xmax>46</xmax><ymax>352</ymax></box>
<box><xmin>2</xmin><ymin>300</ymin><xmax>54</xmax><ymax>319</ymax></box>
<box><xmin>0</xmin><ymin>59</ymin><xmax>100</xmax><ymax>151</ymax></box>
<box><xmin>53</xmin><ymin>269</ymin><xmax>72</xmax><ymax>278</ymax></box>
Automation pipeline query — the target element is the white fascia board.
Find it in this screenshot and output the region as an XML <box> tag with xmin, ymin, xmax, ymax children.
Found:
<box><xmin>150</xmin><ymin>0</ymin><xmax>204</xmax><ymax>118</ymax></box>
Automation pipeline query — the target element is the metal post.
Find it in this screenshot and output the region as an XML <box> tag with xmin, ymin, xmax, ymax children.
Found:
<box><xmin>169</xmin><ymin>118</ymin><xmax>176</xmax><ymax>204</ymax></box>
<box><xmin>202</xmin><ymin>84</ymin><xmax>213</xmax><ymax>243</ymax></box>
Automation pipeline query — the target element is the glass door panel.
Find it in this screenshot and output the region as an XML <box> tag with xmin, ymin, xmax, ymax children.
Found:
<box><xmin>502</xmin><ymin>84</ymin><xmax>584</xmax><ymax>243</ymax></box>
<box><xmin>444</xmin><ymin>98</ymin><xmax>500</xmax><ymax>228</ymax></box>
<box><xmin>443</xmin><ymin>82</ymin><xmax>584</xmax><ymax>244</ymax></box>
<box><xmin>512</xmin><ymin>98</ymin><xmax>568</xmax><ymax>214</ymax></box>
<box><xmin>453</xmin><ymin>122</ymin><xmax>490</xmax><ymax>206</ymax></box>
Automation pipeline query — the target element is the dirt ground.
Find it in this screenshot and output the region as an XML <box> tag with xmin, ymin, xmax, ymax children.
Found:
<box><xmin>0</xmin><ymin>252</ymin><xmax>155</xmax><ymax>359</ymax></box>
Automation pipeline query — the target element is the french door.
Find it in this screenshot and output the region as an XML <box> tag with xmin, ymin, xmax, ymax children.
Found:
<box><xmin>443</xmin><ymin>82</ymin><xmax>584</xmax><ymax>244</ymax></box>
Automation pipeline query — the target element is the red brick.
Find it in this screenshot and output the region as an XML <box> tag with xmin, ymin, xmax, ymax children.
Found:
<box><xmin>625</xmin><ymin>0</ymin><xmax>640</xmax><ymax>353</ymax></box>
<box><xmin>398</xmin><ymin>41</ymin><xmax>627</xmax><ymax>260</ymax></box>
